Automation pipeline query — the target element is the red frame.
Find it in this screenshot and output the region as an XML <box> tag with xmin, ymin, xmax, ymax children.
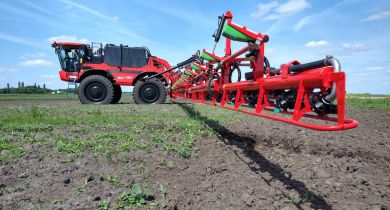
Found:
<box><xmin>170</xmin><ymin>11</ymin><xmax>359</xmax><ymax>131</ymax></box>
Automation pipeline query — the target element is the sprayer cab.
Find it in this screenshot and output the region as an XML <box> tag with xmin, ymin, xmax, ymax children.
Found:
<box><xmin>51</xmin><ymin>41</ymin><xmax>171</xmax><ymax>105</ymax></box>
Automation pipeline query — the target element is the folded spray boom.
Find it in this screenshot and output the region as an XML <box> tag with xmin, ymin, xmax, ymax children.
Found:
<box><xmin>169</xmin><ymin>11</ymin><xmax>358</xmax><ymax>131</ymax></box>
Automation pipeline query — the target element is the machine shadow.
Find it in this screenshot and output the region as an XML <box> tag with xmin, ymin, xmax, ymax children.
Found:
<box><xmin>175</xmin><ymin>102</ymin><xmax>332</xmax><ymax>210</ymax></box>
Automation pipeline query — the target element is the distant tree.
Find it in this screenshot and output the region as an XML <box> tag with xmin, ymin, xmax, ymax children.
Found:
<box><xmin>38</xmin><ymin>84</ymin><xmax>40</xmax><ymax>89</ymax></box>
<box><xmin>34</xmin><ymin>83</ymin><xmax>37</xmax><ymax>88</ymax></box>
<box><xmin>7</xmin><ymin>83</ymin><xmax>10</xmax><ymax>93</ymax></box>
<box><xmin>18</xmin><ymin>82</ymin><xmax>21</xmax><ymax>88</ymax></box>
<box><xmin>43</xmin><ymin>84</ymin><xmax>46</xmax><ymax>90</ymax></box>
<box><xmin>21</xmin><ymin>82</ymin><xmax>24</xmax><ymax>88</ymax></box>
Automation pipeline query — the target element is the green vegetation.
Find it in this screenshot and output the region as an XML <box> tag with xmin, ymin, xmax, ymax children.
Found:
<box><xmin>101</xmin><ymin>175</ymin><xmax>123</xmax><ymax>188</ymax></box>
<box><xmin>0</xmin><ymin>82</ymin><xmax>52</xmax><ymax>94</ymax></box>
<box><xmin>98</xmin><ymin>200</ymin><xmax>110</xmax><ymax>210</ymax></box>
<box><xmin>1</xmin><ymin>93</ymin><xmax>387</xmax><ymax>164</ymax></box>
<box><xmin>0</xmin><ymin>94</ymin><xmax>77</xmax><ymax>100</ymax></box>
<box><xmin>0</xmin><ymin>94</ymin><xmax>242</xmax><ymax>164</ymax></box>
<box><xmin>287</xmin><ymin>193</ymin><xmax>313</xmax><ymax>206</ymax></box>
<box><xmin>0</xmin><ymin>82</ymin><xmax>79</xmax><ymax>95</ymax></box>
<box><xmin>116</xmin><ymin>184</ymin><xmax>153</xmax><ymax>208</ymax></box>
<box><xmin>51</xmin><ymin>199</ymin><xmax>64</xmax><ymax>205</ymax></box>
<box><xmin>72</xmin><ymin>184</ymin><xmax>87</xmax><ymax>196</ymax></box>
<box><xmin>347</xmin><ymin>94</ymin><xmax>390</xmax><ymax>109</ymax></box>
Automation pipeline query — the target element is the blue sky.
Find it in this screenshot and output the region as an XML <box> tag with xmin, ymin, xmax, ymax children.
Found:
<box><xmin>0</xmin><ymin>0</ymin><xmax>389</xmax><ymax>94</ymax></box>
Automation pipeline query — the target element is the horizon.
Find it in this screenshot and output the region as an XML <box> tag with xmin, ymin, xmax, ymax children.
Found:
<box><xmin>0</xmin><ymin>0</ymin><xmax>389</xmax><ymax>94</ymax></box>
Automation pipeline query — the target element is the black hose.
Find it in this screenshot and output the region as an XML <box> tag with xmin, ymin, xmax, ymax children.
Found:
<box><xmin>213</xmin><ymin>14</ymin><xmax>227</xmax><ymax>43</ymax></box>
<box><xmin>229</xmin><ymin>63</ymin><xmax>241</xmax><ymax>83</ymax></box>
<box><xmin>289</xmin><ymin>59</ymin><xmax>326</xmax><ymax>73</ymax></box>
<box><xmin>264</xmin><ymin>57</ymin><xmax>270</xmax><ymax>70</ymax></box>
<box><xmin>208</xmin><ymin>74</ymin><xmax>220</xmax><ymax>96</ymax></box>
<box><xmin>146</xmin><ymin>54</ymin><xmax>198</xmax><ymax>81</ymax></box>
<box><xmin>176</xmin><ymin>55</ymin><xmax>198</xmax><ymax>67</ymax></box>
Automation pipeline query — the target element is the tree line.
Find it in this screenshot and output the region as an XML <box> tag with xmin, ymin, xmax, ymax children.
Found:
<box><xmin>1</xmin><ymin>82</ymin><xmax>78</xmax><ymax>94</ymax></box>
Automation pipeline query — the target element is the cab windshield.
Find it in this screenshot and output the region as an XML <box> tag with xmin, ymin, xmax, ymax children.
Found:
<box><xmin>55</xmin><ymin>46</ymin><xmax>84</xmax><ymax>72</ymax></box>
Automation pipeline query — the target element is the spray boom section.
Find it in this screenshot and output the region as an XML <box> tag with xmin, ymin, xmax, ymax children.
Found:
<box><xmin>168</xmin><ymin>11</ymin><xmax>358</xmax><ymax>131</ymax></box>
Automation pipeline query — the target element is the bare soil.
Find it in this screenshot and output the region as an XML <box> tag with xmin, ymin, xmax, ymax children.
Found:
<box><xmin>1</xmin><ymin>99</ymin><xmax>389</xmax><ymax>210</ymax></box>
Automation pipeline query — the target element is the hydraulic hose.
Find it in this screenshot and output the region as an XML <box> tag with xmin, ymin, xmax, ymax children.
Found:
<box><xmin>146</xmin><ymin>54</ymin><xmax>198</xmax><ymax>81</ymax></box>
<box><xmin>208</xmin><ymin>74</ymin><xmax>220</xmax><ymax>95</ymax></box>
<box><xmin>213</xmin><ymin>14</ymin><xmax>227</xmax><ymax>43</ymax></box>
<box><xmin>228</xmin><ymin>63</ymin><xmax>241</xmax><ymax>83</ymax></box>
<box><xmin>323</xmin><ymin>56</ymin><xmax>341</xmax><ymax>103</ymax></box>
<box><xmin>289</xmin><ymin>59</ymin><xmax>326</xmax><ymax>73</ymax></box>
<box><xmin>287</xmin><ymin>55</ymin><xmax>341</xmax><ymax>103</ymax></box>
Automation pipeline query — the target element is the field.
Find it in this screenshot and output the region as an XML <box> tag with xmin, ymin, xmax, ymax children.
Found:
<box><xmin>1</xmin><ymin>94</ymin><xmax>389</xmax><ymax>210</ymax></box>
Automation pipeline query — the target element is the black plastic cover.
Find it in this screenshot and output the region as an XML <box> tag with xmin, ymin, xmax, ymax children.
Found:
<box><xmin>245</xmin><ymin>72</ymin><xmax>254</xmax><ymax>80</ymax></box>
<box><xmin>104</xmin><ymin>45</ymin><xmax>148</xmax><ymax>68</ymax></box>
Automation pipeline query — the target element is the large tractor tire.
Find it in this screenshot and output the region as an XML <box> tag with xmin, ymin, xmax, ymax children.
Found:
<box><xmin>111</xmin><ymin>85</ymin><xmax>122</xmax><ymax>104</ymax></box>
<box><xmin>133</xmin><ymin>78</ymin><xmax>167</xmax><ymax>104</ymax></box>
<box><xmin>79</xmin><ymin>75</ymin><xmax>114</xmax><ymax>104</ymax></box>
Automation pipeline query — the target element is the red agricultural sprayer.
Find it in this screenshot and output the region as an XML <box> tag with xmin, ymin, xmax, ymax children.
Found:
<box><xmin>159</xmin><ymin>11</ymin><xmax>359</xmax><ymax>131</ymax></box>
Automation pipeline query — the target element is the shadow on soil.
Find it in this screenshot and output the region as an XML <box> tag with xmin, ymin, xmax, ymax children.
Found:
<box><xmin>175</xmin><ymin>102</ymin><xmax>332</xmax><ymax>210</ymax></box>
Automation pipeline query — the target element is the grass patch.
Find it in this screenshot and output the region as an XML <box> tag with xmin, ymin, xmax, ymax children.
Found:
<box><xmin>2</xmin><ymin>93</ymin><xmax>386</xmax><ymax>164</ymax></box>
<box><xmin>286</xmin><ymin>193</ymin><xmax>313</xmax><ymax>206</ymax></box>
<box><xmin>0</xmin><ymin>94</ymin><xmax>77</xmax><ymax>100</ymax></box>
<box><xmin>116</xmin><ymin>184</ymin><xmax>153</xmax><ymax>208</ymax></box>
<box><xmin>98</xmin><ymin>200</ymin><xmax>110</xmax><ymax>210</ymax></box>
<box><xmin>347</xmin><ymin>94</ymin><xmax>390</xmax><ymax>109</ymax></box>
<box><xmin>0</xmin><ymin>95</ymin><xmax>226</xmax><ymax>163</ymax></box>
<box><xmin>0</xmin><ymin>136</ymin><xmax>25</xmax><ymax>163</ymax></box>
<box><xmin>101</xmin><ymin>175</ymin><xmax>123</xmax><ymax>188</ymax></box>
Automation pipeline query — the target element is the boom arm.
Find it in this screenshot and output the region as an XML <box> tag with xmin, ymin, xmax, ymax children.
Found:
<box><xmin>146</xmin><ymin>54</ymin><xmax>199</xmax><ymax>80</ymax></box>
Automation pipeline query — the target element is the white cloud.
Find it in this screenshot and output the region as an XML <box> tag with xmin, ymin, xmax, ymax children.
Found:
<box><xmin>59</xmin><ymin>0</ymin><xmax>119</xmax><ymax>21</ymax></box>
<box><xmin>0</xmin><ymin>32</ymin><xmax>47</xmax><ymax>50</ymax></box>
<box><xmin>251</xmin><ymin>1</ymin><xmax>279</xmax><ymax>18</ymax></box>
<box><xmin>40</xmin><ymin>74</ymin><xmax>58</xmax><ymax>79</ymax></box>
<box><xmin>65</xmin><ymin>4</ymin><xmax>73</xmax><ymax>10</ymax></box>
<box><xmin>366</xmin><ymin>66</ymin><xmax>384</xmax><ymax>72</ymax></box>
<box><xmin>352</xmin><ymin>66</ymin><xmax>390</xmax><ymax>77</ymax></box>
<box><xmin>136</xmin><ymin>1</ymin><xmax>212</xmax><ymax>28</ymax></box>
<box><xmin>19</xmin><ymin>59</ymin><xmax>55</xmax><ymax>67</ymax></box>
<box><xmin>252</xmin><ymin>0</ymin><xmax>310</xmax><ymax>20</ymax></box>
<box><xmin>20</xmin><ymin>52</ymin><xmax>47</xmax><ymax>60</ymax></box>
<box><xmin>342</xmin><ymin>43</ymin><xmax>368</xmax><ymax>53</ymax></box>
<box><xmin>294</xmin><ymin>15</ymin><xmax>314</xmax><ymax>31</ymax></box>
<box><xmin>363</xmin><ymin>11</ymin><xmax>390</xmax><ymax>21</ymax></box>
<box><xmin>352</xmin><ymin>72</ymin><xmax>370</xmax><ymax>76</ymax></box>
<box><xmin>47</xmin><ymin>35</ymin><xmax>89</xmax><ymax>43</ymax></box>
<box><xmin>0</xmin><ymin>67</ymin><xmax>18</xmax><ymax>72</ymax></box>
<box><xmin>305</xmin><ymin>40</ymin><xmax>329</xmax><ymax>48</ymax></box>
<box><xmin>294</xmin><ymin>1</ymin><xmax>350</xmax><ymax>31</ymax></box>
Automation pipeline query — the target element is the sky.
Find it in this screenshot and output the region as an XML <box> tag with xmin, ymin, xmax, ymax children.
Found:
<box><xmin>0</xmin><ymin>0</ymin><xmax>389</xmax><ymax>94</ymax></box>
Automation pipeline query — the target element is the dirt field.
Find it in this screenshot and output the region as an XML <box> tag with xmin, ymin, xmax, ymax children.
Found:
<box><xmin>1</xmin><ymin>95</ymin><xmax>389</xmax><ymax>210</ymax></box>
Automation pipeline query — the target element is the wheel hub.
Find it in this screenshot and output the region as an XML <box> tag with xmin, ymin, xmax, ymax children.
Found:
<box><xmin>90</xmin><ymin>85</ymin><xmax>102</xmax><ymax>98</ymax></box>
<box><xmin>140</xmin><ymin>84</ymin><xmax>160</xmax><ymax>103</ymax></box>
<box><xmin>85</xmin><ymin>82</ymin><xmax>107</xmax><ymax>102</ymax></box>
